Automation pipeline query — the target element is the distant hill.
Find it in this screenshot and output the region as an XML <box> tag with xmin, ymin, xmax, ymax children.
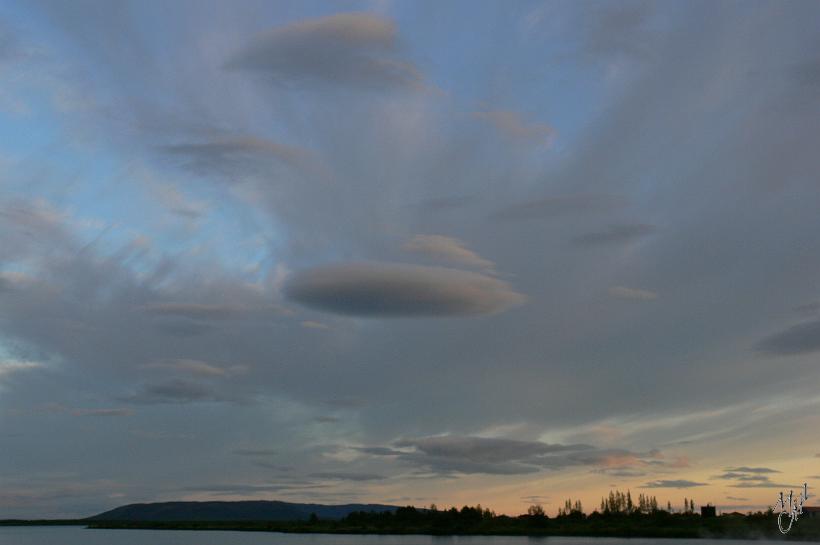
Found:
<box><xmin>88</xmin><ymin>500</ymin><xmax>398</xmax><ymax>522</ymax></box>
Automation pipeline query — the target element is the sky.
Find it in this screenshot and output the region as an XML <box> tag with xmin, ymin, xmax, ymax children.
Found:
<box><xmin>0</xmin><ymin>0</ymin><xmax>819</xmax><ymax>519</ymax></box>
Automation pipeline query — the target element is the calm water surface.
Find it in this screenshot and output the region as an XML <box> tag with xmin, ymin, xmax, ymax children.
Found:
<box><xmin>0</xmin><ymin>528</ymin><xmax>791</xmax><ymax>545</ymax></box>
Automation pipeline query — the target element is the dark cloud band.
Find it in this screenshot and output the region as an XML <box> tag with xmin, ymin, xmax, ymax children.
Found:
<box><xmin>225</xmin><ymin>13</ymin><xmax>423</xmax><ymax>91</ymax></box>
<box><xmin>284</xmin><ymin>261</ymin><xmax>525</xmax><ymax>317</ymax></box>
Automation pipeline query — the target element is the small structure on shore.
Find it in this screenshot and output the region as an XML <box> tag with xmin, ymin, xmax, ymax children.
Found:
<box><xmin>701</xmin><ymin>505</ymin><xmax>716</xmax><ymax>518</ymax></box>
<box><xmin>804</xmin><ymin>506</ymin><xmax>820</xmax><ymax>518</ymax></box>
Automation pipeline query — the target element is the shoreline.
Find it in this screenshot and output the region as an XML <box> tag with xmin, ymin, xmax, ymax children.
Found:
<box><xmin>3</xmin><ymin>519</ymin><xmax>819</xmax><ymax>541</ymax></box>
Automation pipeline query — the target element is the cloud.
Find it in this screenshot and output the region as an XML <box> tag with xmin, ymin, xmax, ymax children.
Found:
<box><xmin>355</xmin><ymin>446</ymin><xmax>402</xmax><ymax>456</ymax></box>
<box><xmin>151</xmin><ymin>183</ymin><xmax>208</xmax><ymax>220</ymax></box>
<box><xmin>141</xmin><ymin>302</ymin><xmax>286</xmax><ymax>321</ymax></box>
<box><xmin>793</xmin><ymin>302</ymin><xmax>820</xmax><ymax>316</ymax></box>
<box><xmin>4</xmin><ymin>0</ymin><xmax>820</xmax><ymax>518</ymax></box>
<box><xmin>141</xmin><ymin>302</ymin><xmax>239</xmax><ymax>320</ymax></box>
<box><xmin>729</xmin><ymin>481</ymin><xmax>801</xmax><ymax>489</ymax></box>
<box><xmin>233</xmin><ymin>448</ymin><xmax>277</xmax><ymax>457</ymax></box>
<box><xmin>410</xmin><ymin>195</ymin><xmax>475</xmax><ymax>212</ymax></box>
<box><xmin>608</xmin><ymin>286</ymin><xmax>658</xmax><ymax>301</ymax></box>
<box><xmin>143</xmin><ymin>359</ymin><xmax>248</xmax><ymax>378</ymax></box>
<box><xmin>724</xmin><ymin>466</ymin><xmax>780</xmax><ymax>474</ymax></box>
<box><xmin>492</xmin><ymin>194</ymin><xmax>624</xmax><ymax>221</ymax></box>
<box><xmin>394</xmin><ymin>435</ymin><xmax>581</xmax><ymax>462</ymax></box>
<box><xmin>300</xmin><ymin>320</ymin><xmax>329</xmax><ymax>330</ymax></box>
<box><xmin>756</xmin><ymin>319</ymin><xmax>820</xmax><ymax>355</ymax></box>
<box><xmin>225</xmin><ymin>13</ymin><xmax>423</xmax><ymax>91</ymax></box>
<box><xmin>713</xmin><ymin>467</ymin><xmax>798</xmax><ymax>488</ymax></box>
<box><xmin>388</xmin><ymin>436</ymin><xmax>589</xmax><ymax>475</ymax></box>
<box><xmin>593</xmin><ymin>467</ymin><xmax>646</xmax><ymax>477</ymax></box>
<box><xmin>285</xmin><ymin>262</ymin><xmax>525</xmax><ymax>317</ymax></box>
<box><xmin>521</xmin><ymin>495</ymin><xmax>550</xmax><ymax>503</ymax></box>
<box><xmin>309</xmin><ymin>472</ymin><xmax>384</xmax><ymax>481</ymax></box>
<box><xmin>578</xmin><ymin>1</ymin><xmax>658</xmax><ymax>63</ymax></box>
<box><xmin>403</xmin><ymin>235</ymin><xmax>494</xmax><ymax>271</ymax></box>
<box><xmin>713</xmin><ymin>472</ymin><xmax>769</xmax><ymax>482</ymax></box>
<box><xmin>361</xmin><ymin>435</ymin><xmax>668</xmax><ymax>476</ymax></box>
<box><xmin>726</xmin><ymin>496</ymin><xmax>749</xmax><ymax>501</ymax></box>
<box><xmin>123</xmin><ymin>379</ymin><xmax>242</xmax><ymax>405</ymax></box>
<box><xmin>0</xmin><ymin>360</ymin><xmax>44</xmax><ymax>380</ymax></box>
<box><xmin>0</xmin><ymin>24</ymin><xmax>19</xmax><ymax>63</ymax></box>
<box><xmin>472</xmin><ymin>110</ymin><xmax>555</xmax><ymax>145</ymax></box>
<box><xmin>572</xmin><ymin>223</ymin><xmax>657</xmax><ymax>247</ymax></box>
<box><xmin>324</xmin><ymin>396</ymin><xmax>368</xmax><ymax>409</ymax></box>
<box><xmin>640</xmin><ymin>479</ymin><xmax>707</xmax><ymax>489</ymax></box>
<box><xmin>792</xmin><ymin>58</ymin><xmax>820</xmax><ymax>86</ymax></box>
<box><xmin>0</xmin><ymin>200</ymin><xmax>71</xmax><ymax>261</ymax></box>
<box><xmin>313</xmin><ymin>416</ymin><xmax>340</xmax><ymax>423</ymax></box>
<box><xmin>160</xmin><ymin>136</ymin><xmax>310</xmax><ymax>178</ymax></box>
<box><xmin>252</xmin><ymin>461</ymin><xmax>295</xmax><ymax>472</ymax></box>
<box><xmin>71</xmin><ymin>408</ymin><xmax>133</xmax><ymax>417</ymax></box>
<box><xmin>182</xmin><ymin>483</ymin><xmax>327</xmax><ymax>496</ymax></box>
<box><xmin>151</xmin><ymin>319</ymin><xmax>214</xmax><ymax>337</ymax></box>
<box><xmin>0</xmin><ymin>478</ymin><xmax>130</xmax><ymax>518</ymax></box>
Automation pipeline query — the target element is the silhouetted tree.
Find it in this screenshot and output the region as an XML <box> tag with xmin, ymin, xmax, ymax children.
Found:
<box><xmin>558</xmin><ymin>498</ymin><xmax>584</xmax><ymax>518</ymax></box>
<box><xmin>527</xmin><ymin>504</ymin><xmax>546</xmax><ymax>517</ymax></box>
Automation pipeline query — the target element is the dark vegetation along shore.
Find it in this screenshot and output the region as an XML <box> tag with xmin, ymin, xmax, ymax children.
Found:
<box><xmin>3</xmin><ymin>495</ymin><xmax>820</xmax><ymax>540</ymax></box>
<box><xmin>84</xmin><ymin>507</ymin><xmax>820</xmax><ymax>541</ymax></box>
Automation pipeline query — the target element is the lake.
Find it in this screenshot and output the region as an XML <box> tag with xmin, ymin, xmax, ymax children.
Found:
<box><xmin>0</xmin><ymin>528</ymin><xmax>792</xmax><ymax>545</ymax></box>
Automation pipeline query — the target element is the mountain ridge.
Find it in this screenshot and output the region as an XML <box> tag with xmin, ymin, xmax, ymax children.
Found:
<box><xmin>88</xmin><ymin>500</ymin><xmax>398</xmax><ymax>522</ymax></box>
